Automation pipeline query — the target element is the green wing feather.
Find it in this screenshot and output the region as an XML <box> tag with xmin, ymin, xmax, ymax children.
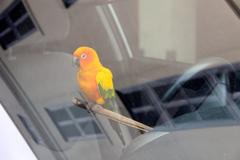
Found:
<box><xmin>96</xmin><ymin>68</ymin><xmax>116</xmax><ymax>110</ymax></box>
<box><xmin>96</xmin><ymin>68</ymin><xmax>125</xmax><ymax>144</ymax></box>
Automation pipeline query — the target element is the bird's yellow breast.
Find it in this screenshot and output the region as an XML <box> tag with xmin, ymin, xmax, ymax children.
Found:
<box><xmin>77</xmin><ymin>69</ymin><xmax>102</xmax><ymax>102</ymax></box>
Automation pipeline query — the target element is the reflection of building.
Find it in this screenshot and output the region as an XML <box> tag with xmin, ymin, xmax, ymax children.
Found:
<box><xmin>139</xmin><ymin>0</ymin><xmax>197</xmax><ymax>63</ymax></box>
<box><xmin>1</xmin><ymin>0</ymin><xmax>240</xmax><ymax>160</ymax></box>
<box><xmin>118</xmin><ymin>63</ymin><xmax>240</xmax><ymax>130</ymax></box>
<box><xmin>46</xmin><ymin>104</ymin><xmax>103</xmax><ymax>141</ymax></box>
<box><xmin>0</xmin><ymin>0</ymin><xmax>36</xmax><ymax>49</ymax></box>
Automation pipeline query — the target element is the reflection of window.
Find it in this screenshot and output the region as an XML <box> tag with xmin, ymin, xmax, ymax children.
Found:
<box><xmin>62</xmin><ymin>0</ymin><xmax>78</xmax><ymax>8</ymax></box>
<box><xmin>153</xmin><ymin>83</ymin><xmax>172</xmax><ymax>100</ymax></box>
<box><xmin>0</xmin><ymin>0</ymin><xmax>36</xmax><ymax>49</ymax></box>
<box><xmin>166</xmin><ymin>105</ymin><xmax>198</xmax><ymax>124</ymax></box>
<box><xmin>229</xmin><ymin>71</ymin><xmax>240</xmax><ymax>93</ymax></box>
<box><xmin>182</xmin><ymin>76</ymin><xmax>212</xmax><ymax>98</ymax></box>
<box><xmin>118</xmin><ymin>67</ymin><xmax>238</xmax><ymax>129</ymax></box>
<box><xmin>46</xmin><ymin>105</ymin><xmax>102</xmax><ymax>141</ymax></box>
<box><xmin>117</xmin><ymin>90</ymin><xmax>160</xmax><ymax>127</ymax></box>
<box><xmin>234</xmin><ymin>98</ymin><xmax>240</xmax><ymax>110</ymax></box>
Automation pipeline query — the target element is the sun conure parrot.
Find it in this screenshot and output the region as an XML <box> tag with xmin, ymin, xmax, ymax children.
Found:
<box><xmin>73</xmin><ymin>46</ymin><xmax>125</xmax><ymax>145</ymax></box>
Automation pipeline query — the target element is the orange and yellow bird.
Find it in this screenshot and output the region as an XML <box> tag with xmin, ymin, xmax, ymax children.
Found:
<box><xmin>73</xmin><ymin>46</ymin><xmax>116</xmax><ymax>110</ymax></box>
<box><xmin>73</xmin><ymin>46</ymin><xmax>125</xmax><ymax>145</ymax></box>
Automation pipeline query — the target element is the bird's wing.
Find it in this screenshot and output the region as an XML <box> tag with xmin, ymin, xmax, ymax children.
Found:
<box><xmin>96</xmin><ymin>67</ymin><xmax>115</xmax><ymax>101</ymax></box>
<box><xmin>96</xmin><ymin>68</ymin><xmax>125</xmax><ymax>145</ymax></box>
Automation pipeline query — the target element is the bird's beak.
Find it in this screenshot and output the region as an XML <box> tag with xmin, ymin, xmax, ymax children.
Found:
<box><xmin>73</xmin><ymin>56</ymin><xmax>80</xmax><ymax>68</ymax></box>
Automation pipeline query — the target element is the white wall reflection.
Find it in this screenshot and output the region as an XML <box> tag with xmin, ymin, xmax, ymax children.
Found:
<box><xmin>139</xmin><ymin>0</ymin><xmax>196</xmax><ymax>63</ymax></box>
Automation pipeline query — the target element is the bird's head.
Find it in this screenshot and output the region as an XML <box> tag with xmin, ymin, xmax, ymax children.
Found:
<box><xmin>73</xmin><ymin>46</ymin><xmax>102</xmax><ymax>70</ymax></box>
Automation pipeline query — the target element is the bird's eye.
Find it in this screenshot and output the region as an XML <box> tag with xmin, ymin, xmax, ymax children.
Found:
<box><xmin>81</xmin><ymin>53</ymin><xmax>87</xmax><ymax>59</ymax></box>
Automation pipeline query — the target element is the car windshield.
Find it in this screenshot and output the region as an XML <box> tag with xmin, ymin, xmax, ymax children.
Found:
<box><xmin>1</xmin><ymin>0</ymin><xmax>240</xmax><ymax>160</ymax></box>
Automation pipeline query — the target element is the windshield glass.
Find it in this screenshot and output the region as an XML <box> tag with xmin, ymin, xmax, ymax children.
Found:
<box><xmin>1</xmin><ymin>0</ymin><xmax>240</xmax><ymax>160</ymax></box>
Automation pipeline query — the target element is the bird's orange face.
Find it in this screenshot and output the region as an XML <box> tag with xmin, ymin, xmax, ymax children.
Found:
<box><xmin>73</xmin><ymin>47</ymin><xmax>101</xmax><ymax>70</ymax></box>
